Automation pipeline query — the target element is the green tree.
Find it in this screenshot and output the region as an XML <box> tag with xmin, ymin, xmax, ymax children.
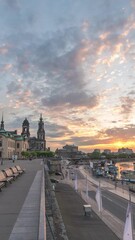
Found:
<box><xmin>91</xmin><ymin>151</ymin><xmax>101</xmax><ymax>159</ymax></box>
<box><xmin>21</xmin><ymin>150</ymin><xmax>55</xmax><ymax>159</ymax></box>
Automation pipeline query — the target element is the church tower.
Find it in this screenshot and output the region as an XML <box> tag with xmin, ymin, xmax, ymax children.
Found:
<box><xmin>21</xmin><ymin>118</ymin><xmax>30</xmax><ymax>138</ymax></box>
<box><xmin>37</xmin><ymin>114</ymin><xmax>45</xmax><ymax>141</ymax></box>
<box><xmin>0</xmin><ymin>114</ymin><xmax>4</xmax><ymax>130</ymax></box>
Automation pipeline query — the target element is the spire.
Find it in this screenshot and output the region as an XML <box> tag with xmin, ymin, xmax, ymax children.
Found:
<box><xmin>37</xmin><ymin>114</ymin><xmax>45</xmax><ymax>141</ymax></box>
<box><xmin>21</xmin><ymin>118</ymin><xmax>30</xmax><ymax>137</ymax></box>
<box><xmin>40</xmin><ymin>113</ymin><xmax>42</xmax><ymax>121</ymax></box>
<box><xmin>0</xmin><ymin>113</ymin><xmax>4</xmax><ymax>130</ymax></box>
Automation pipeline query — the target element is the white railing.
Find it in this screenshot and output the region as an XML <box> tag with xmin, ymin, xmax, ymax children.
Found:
<box><xmin>38</xmin><ymin>167</ymin><xmax>46</xmax><ymax>240</ymax></box>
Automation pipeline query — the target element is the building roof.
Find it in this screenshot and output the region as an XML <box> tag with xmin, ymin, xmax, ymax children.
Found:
<box><xmin>0</xmin><ymin>129</ymin><xmax>6</xmax><ymax>133</ymax></box>
<box><xmin>0</xmin><ymin>132</ymin><xmax>14</xmax><ymax>139</ymax></box>
<box><xmin>14</xmin><ymin>135</ymin><xmax>25</xmax><ymax>141</ymax></box>
<box><xmin>22</xmin><ymin>118</ymin><xmax>29</xmax><ymax>126</ymax></box>
<box><xmin>0</xmin><ymin>131</ymin><xmax>25</xmax><ymax>141</ymax></box>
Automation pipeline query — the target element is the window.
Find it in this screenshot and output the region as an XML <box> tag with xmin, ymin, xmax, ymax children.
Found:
<box><xmin>0</xmin><ymin>141</ymin><xmax>2</xmax><ymax>147</ymax></box>
<box><xmin>17</xmin><ymin>143</ymin><xmax>20</xmax><ymax>148</ymax></box>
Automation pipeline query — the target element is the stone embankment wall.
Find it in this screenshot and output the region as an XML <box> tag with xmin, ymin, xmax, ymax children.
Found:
<box><xmin>45</xmin><ymin>169</ymin><xmax>68</xmax><ymax>240</ymax></box>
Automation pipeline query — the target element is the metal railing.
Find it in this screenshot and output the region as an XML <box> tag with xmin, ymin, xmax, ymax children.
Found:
<box><xmin>38</xmin><ymin>167</ymin><xmax>46</xmax><ymax>240</ymax></box>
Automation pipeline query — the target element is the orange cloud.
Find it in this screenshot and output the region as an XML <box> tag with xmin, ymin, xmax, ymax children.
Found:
<box><xmin>97</xmin><ymin>44</ymin><xmax>106</xmax><ymax>55</ymax></box>
<box><xmin>1</xmin><ymin>64</ymin><xmax>13</xmax><ymax>72</ymax></box>
<box><xmin>81</xmin><ymin>21</ymin><xmax>90</xmax><ymax>32</ymax></box>
<box><xmin>99</xmin><ymin>32</ymin><xmax>110</xmax><ymax>41</ymax></box>
<box><xmin>80</xmin><ymin>140</ymin><xmax>135</xmax><ymax>152</ymax></box>
<box><xmin>121</xmin><ymin>16</ymin><xmax>135</xmax><ymax>37</ymax></box>
<box><xmin>75</xmin><ymin>42</ymin><xmax>91</xmax><ymax>63</ymax></box>
<box><xmin>0</xmin><ymin>46</ymin><xmax>9</xmax><ymax>55</ymax></box>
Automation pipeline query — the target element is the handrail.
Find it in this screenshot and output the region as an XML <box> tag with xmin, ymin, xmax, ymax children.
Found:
<box><xmin>38</xmin><ymin>166</ymin><xmax>46</xmax><ymax>240</ymax></box>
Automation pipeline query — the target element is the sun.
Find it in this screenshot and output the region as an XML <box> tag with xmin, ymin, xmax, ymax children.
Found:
<box><xmin>114</xmin><ymin>141</ymin><xmax>125</xmax><ymax>149</ymax></box>
<box><xmin>112</xmin><ymin>140</ymin><xmax>135</xmax><ymax>150</ymax></box>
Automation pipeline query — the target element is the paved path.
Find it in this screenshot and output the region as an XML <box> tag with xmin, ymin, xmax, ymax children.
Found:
<box><xmin>0</xmin><ymin>159</ymin><xmax>42</xmax><ymax>240</ymax></box>
<box><xmin>9</xmin><ymin>170</ymin><xmax>42</xmax><ymax>240</ymax></box>
<box><xmin>58</xmin><ymin>165</ymin><xmax>135</xmax><ymax>240</ymax></box>
<box><xmin>0</xmin><ymin>160</ymin><xmax>133</xmax><ymax>240</ymax></box>
<box><xmin>55</xmin><ymin>183</ymin><xmax>120</xmax><ymax>240</ymax></box>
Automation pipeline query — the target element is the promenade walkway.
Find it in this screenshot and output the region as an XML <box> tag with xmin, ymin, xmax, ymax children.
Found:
<box><xmin>9</xmin><ymin>170</ymin><xmax>42</xmax><ymax>240</ymax></box>
<box><xmin>0</xmin><ymin>160</ymin><xmax>134</xmax><ymax>240</ymax></box>
<box><xmin>57</xmin><ymin>166</ymin><xmax>135</xmax><ymax>240</ymax></box>
<box><xmin>0</xmin><ymin>159</ymin><xmax>42</xmax><ymax>240</ymax></box>
<box><xmin>55</xmin><ymin>183</ymin><xmax>119</xmax><ymax>240</ymax></box>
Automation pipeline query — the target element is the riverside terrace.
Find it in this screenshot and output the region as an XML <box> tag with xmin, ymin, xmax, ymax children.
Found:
<box><xmin>0</xmin><ymin>159</ymin><xmax>44</xmax><ymax>240</ymax></box>
<box><xmin>0</xmin><ymin>159</ymin><xmax>128</xmax><ymax>240</ymax></box>
<box><xmin>0</xmin><ymin>159</ymin><xmax>67</xmax><ymax>240</ymax></box>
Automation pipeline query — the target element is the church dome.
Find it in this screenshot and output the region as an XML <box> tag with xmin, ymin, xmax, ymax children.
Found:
<box><xmin>22</xmin><ymin>118</ymin><xmax>29</xmax><ymax>126</ymax></box>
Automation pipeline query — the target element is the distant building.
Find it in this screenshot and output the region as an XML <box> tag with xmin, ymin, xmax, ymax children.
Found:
<box><xmin>93</xmin><ymin>149</ymin><xmax>100</xmax><ymax>153</ymax></box>
<box><xmin>0</xmin><ymin>113</ymin><xmax>47</xmax><ymax>159</ymax></box>
<box><xmin>21</xmin><ymin>118</ymin><xmax>30</xmax><ymax>138</ymax></box>
<box><xmin>27</xmin><ymin>114</ymin><xmax>46</xmax><ymax>151</ymax></box>
<box><xmin>56</xmin><ymin>144</ymin><xmax>87</xmax><ymax>160</ymax></box>
<box><xmin>56</xmin><ymin>144</ymin><xmax>79</xmax><ymax>158</ymax></box>
<box><xmin>0</xmin><ymin>116</ymin><xmax>28</xmax><ymax>159</ymax></box>
<box><xmin>103</xmin><ymin>149</ymin><xmax>111</xmax><ymax>154</ymax></box>
<box><xmin>63</xmin><ymin>144</ymin><xmax>78</xmax><ymax>152</ymax></box>
<box><xmin>118</xmin><ymin>148</ymin><xmax>133</xmax><ymax>154</ymax></box>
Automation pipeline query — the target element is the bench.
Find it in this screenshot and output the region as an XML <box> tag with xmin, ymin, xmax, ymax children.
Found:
<box><xmin>0</xmin><ymin>171</ymin><xmax>12</xmax><ymax>187</ymax></box>
<box><xmin>83</xmin><ymin>204</ymin><xmax>92</xmax><ymax>216</ymax></box>
<box><xmin>0</xmin><ymin>171</ymin><xmax>6</xmax><ymax>190</ymax></box>
<box><xmin>15</xmin><ymin>165</ymin><xmax>25</xmax><ymax>174</ymax></box>
<box><xmin>2</xmin><ymin>168</ymin><xmax>15</xmax><ymax>181</ymax></box>
<box><xmin>10</xmin><ymin>167</ymin><xmax>20</xmax><ymax>178</ymax></box>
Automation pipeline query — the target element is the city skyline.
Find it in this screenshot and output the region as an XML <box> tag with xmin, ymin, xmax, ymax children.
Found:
<box><xmin>0</xmin><ymin>0</ymin><xmax>135</xmax><ymax>152</ymax></box>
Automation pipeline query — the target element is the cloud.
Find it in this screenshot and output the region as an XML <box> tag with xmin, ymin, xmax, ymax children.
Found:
<box><xmin>0</xmin><ymin>46</ymin><xmax>9</xmax><ymax>55</ymax></box>
<box><xmin>0</xmin><ymin>63</ymin><xmax>12</xmax><ymax>72</ymax></box>
<box><xmin>42</xmin><ymin>92</ymin><xmax>99</xmax><ymax>109</ymax></box>
<box><xmin>120</xmin><ymin>96</ymin><xmax>135</xmax><ymax>117</ymax></box>
<box><xmin>131</xmin><ymin>0</ymin><xmax>135</xmax><ymax>9</ymax></box>
<box><xmin>100</xmin><ymin>124</ymin><xmax>135</xmax><ymax>139</ymax></box>
<box><xmin>1</xmin><ymin>0</ymin><xmax>135</xmax><ymax>152</ymax></box>
<box><xmin>2</xmin><ymin>26</ymin><xmax>101</xmax><ymax>111</ymax></box>
<box><xmin>6</xmin><ymin>115</ymin><xmax>25</xmax><ymax>130</ymax></box>
<box><xmin>65</xmin><ymin>136</ymin><xmax>113</xmax><ymax>146</ymax></box>
<box><xmin>129</xmin><ymin>90</ymin><xmax>135</xmax><ymax>95</ymax></box>
<box><xmin>62</xmin><ymin>124</ymin><xmax>135</xmax><ymax>148</ymax></box>
<box><xmin>5</xmin><ymin>0</ymin><xmax>20</xmax><ymax>10</ymax></box>
<box><xmin>45</xmin><ymin>122</ymin><xmax>74</xmax><ymax>138</ymax></box>
<box><xmin>7</xmin><ymin>80</ymin><xmax>21</xmax><ymax>94</ymax></box>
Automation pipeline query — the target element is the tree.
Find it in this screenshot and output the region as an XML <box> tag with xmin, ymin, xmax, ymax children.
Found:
<box><xmin>91</xmin><ymin>151</ymin><xmax>101</xmax><ymax>159</ymax></box>
<box><xmin>21</xmin><ymin>150</ymin><xmax>55</xmax><ymax>159</ymax></box>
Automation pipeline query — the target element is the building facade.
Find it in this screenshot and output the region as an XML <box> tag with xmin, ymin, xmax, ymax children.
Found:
<box><xmin>0</xmin><ymin>117</ymin><xmax>28</xmax><ymax>159</ymax></box>
<box><xmin>118</xmin><ymin>148</ymin><xmax>133</xmax><ymax>154</ymax></box>
<box><xmin>0</xmin><ymin>113</ymin><xmax>47</xmax><ymax>159</ymax></box>
<box><xmin>103</xmin><ymin>149</ymin><xmax>111</xmax><ymax>154</ymax></box>
<box><xmin>25</xmin><ymin>114</ymin><xmax>46</xmax><ymax>151</ymax></box>
<box><xmin>55</xmin><ymin>144</ymin><xmax>88</xmax><ymax>161</ymax></box>
<box><xmin>21</xmin><ymin>118</ymin><xmax>30</xmax><ymax>138</ymax></box>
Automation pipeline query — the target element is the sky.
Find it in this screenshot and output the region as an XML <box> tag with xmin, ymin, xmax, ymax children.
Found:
<box><xmin>0</xmin><ymin>0</ymin><xmax>135</xmax><ymax>152</ymax></box>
